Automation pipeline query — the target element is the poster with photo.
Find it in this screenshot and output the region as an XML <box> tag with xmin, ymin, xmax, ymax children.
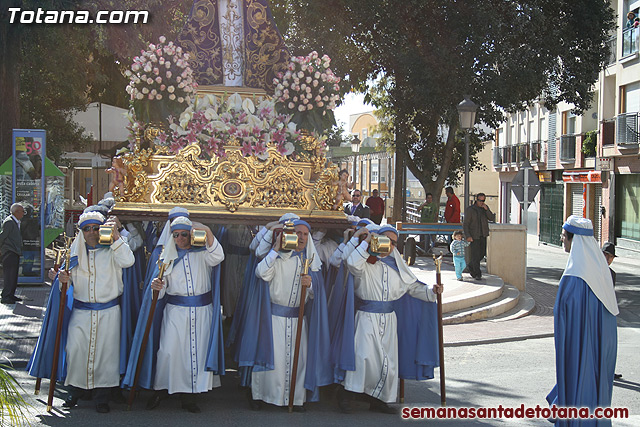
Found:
<box><xmin>13</xmin><ymin>129</ymin><xmax>46</xmax><ymax>282</ymax></box>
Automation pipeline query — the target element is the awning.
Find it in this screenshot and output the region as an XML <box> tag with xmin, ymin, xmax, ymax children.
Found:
<box><xmin>562</xmin><ymin>170</ymin><xmax>602</xmax><ymax>183</ymax></box>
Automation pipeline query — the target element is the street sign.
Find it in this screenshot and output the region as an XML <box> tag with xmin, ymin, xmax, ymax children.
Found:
<box><xmin>511</xmin><ymin>160</ymin><xmax>540</xmax><ymax>203</ymax></box>
<box><xmin>596</xmin><ymin>157</ymin><xmax>613</xmax><ymax>171</ymax></box>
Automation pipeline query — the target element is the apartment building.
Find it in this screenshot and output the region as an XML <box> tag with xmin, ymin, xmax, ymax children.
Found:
<box><xmin>493</xmin><ymin>0</ymin><xmax>640</xmax><ymax>256</ymax></box>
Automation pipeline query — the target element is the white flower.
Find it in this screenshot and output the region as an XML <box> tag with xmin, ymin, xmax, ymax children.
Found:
<box><xmin>159</xmin><ymin>36</ymin><xmax>166</xmax><ymax>43</ymax></box>
<box><xmin>242</xmin><ymin>98</ymin><xmax>256</xmax><ymax>114</ymax></box>
<box><xmin>298</xmin><ymin>105</ymin><xmax>305</xmax><ymax>111</ymax></box>
<box><xmin>204</xmin><ymin>108</ymin><xmax>219</xmax><ymax>121</ymax></box>
<box><xmin>283</xmin><ymin>142</ymin><xmax>295</xmax><ymax>156</ymax></box>
<box><xmin>226</xmin><ymin>93</ymin><xmax>243</xmax><ymax>111</ymax></box>
<box><xmin>167</xmin><ymin>86</ymin><xmax>175</xmax><ymax>93</ymax></box>
<box><xmin>169</xmin><ymin>94</ymin><xmax>176</xmax><ymax>101</ymax></box>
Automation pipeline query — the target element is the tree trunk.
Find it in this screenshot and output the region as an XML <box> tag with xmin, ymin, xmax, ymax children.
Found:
<box><xmin>0</xmin><ymin>3</ymin><xmax>22</xmax><ymax>163</ymax></box>
<box><xmin>392</xmin><ymin>125</ymin><xmax>405</xmax><ymax>224</ymax></box>
<box><xmin>403</xmin><ymin>110</ymin><xmax>460</xmax><ymax>204</ymax></box>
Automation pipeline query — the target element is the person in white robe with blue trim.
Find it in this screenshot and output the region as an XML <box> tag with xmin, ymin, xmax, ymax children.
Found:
<box><xmin>59</xmin><ymin>212</ymin><xmax>135</xmax><ymax>412</ymax></box>
<box><xmin>146</xmin><ymin>216</ymin><xmax>225</xmax><ymax>413</ymax></box>
<box><xmin>250</xmin><ymin>219</ymin><xmax>331</xmax><ymax>411</ymax></box>
<box><xmin>546</xmin><ymin>215</ymin><xmax>618</xmax><ymax>426</ymax></box>
<box><xmin>338</xmin><ymin>225</ymin><xmax>442</xmax><ymax>414</ymax></box>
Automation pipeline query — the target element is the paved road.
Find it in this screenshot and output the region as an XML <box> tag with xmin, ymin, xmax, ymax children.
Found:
<box><xmin>1</xmin><ymin>237</ymin><xmax>638</xmax><ymax>426</ymax></box>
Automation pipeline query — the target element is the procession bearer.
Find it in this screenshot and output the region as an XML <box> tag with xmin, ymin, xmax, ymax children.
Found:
<box><xmin>60</xmin><ymin>212</ymin><xmax>135</xmax><ymax>413</ymax></box>
<box><xmin>248</xmin><ymin>219</ymin><xmax>331</xmax><ymax>411</ymax></box>
<box><xmin>144</xmin><ymin>215</ymin><xmax>225</xmax><ymax>413</ymax></box>
<box><xmin>335</xmin><ymin>225</ymin><xmax>442</xmax><ymax>414</ymax></box>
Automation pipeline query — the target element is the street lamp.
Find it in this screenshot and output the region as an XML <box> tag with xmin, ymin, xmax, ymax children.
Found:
<box><xmin>351</xmin><ymin>135</ymin><xmax>361</xmax><ymax>187</ymax></box>
<box><xmin>457</xmin><ymin>95</ymin><xmax>478</xmax><ymax>210</ymax></box>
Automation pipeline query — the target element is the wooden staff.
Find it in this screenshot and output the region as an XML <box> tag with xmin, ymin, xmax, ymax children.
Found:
<box><xmin>288</xmin><ymin>254</ymin><xmax>314</xmax><ymax>413</ymax></box>
<box><xmin>46</xmin><ymin>234</ymin><xmax>72</xmax><ymax>412</ymax></box>
<box><xmin>35</xmin><ymin>246</ymin><xmax>65</xmax><ymax>396</ymax></box>
<box><xmin>433</xmin><ymin>252</ymin><xmax>446</xmax><ymax>406</ymax></box>
<box><xmin>127</xmin><ymin>255</ymin><xmax>170</xmax><ymax>410</ymax></box>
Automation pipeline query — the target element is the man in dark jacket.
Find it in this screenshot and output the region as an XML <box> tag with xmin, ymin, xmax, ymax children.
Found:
<box><xmin>1</xmin><ymin>203</ymin><xmax>25</xmax><ymax>304</ymax></box>
<box><xmin>462</xmin><ymin>193</ymin><xmax>495</xmax><ymax>280</ymax></box>
<box><xmin>343</xmin><ymin>190</ymin><xmax>370</xmax><ymax>219</ymax></box>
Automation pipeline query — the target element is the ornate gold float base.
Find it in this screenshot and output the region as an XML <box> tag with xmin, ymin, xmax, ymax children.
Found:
<box><xmin>110</xmin><ymin>141</ymin><xmax>347</xmax><ymax>228</ymax></box>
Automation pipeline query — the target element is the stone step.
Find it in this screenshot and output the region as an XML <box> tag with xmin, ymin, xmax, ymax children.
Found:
<box><xmin>443</xmin><ymin>284</ymin><xmax>521</xmax><ymax>325</ymax></box>
<box><xmin>487</xmin><ymin>292</ymin><xmax>536</xmax><ymax>322</ymax></box>
<box><xmin>411</xmin><ymin>266</ymin><xmax>506</xmax><ymax>314</ymax></box>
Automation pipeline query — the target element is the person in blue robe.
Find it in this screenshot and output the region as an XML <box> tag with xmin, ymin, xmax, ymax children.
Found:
<box><xmin>546</xmin><ymin>215</ymin><xmax>618</xmax><ymax>426</ymax></box>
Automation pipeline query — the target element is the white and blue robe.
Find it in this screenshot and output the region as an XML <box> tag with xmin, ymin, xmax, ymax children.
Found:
<box><xmin>154</xmin><ymin>242</ymin><xmax>225</xmax><ymax>394</ymax></box>
<box><xmin>342</xmin><ymin>242</ymin><xmax>437</xmax><ymax>403</ymax></box>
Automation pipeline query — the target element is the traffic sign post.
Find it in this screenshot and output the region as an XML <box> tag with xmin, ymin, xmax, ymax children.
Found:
<box><xmin>511</xmin><ymin>159</ymin><xmax>541</xmax><ymax>231</ymax></box>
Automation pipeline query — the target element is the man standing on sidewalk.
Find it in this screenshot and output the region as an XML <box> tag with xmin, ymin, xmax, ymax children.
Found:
<box><xmin>1</xmin><ymin>203</ymin><xmax>25</xmax><ymax>304</ymax></box>
<box><xmin>444</xmin><ymin>187</ymin><xmax>460</xmax><ymax>224</ymax></box>
<box><xmin>463</xmin><ymin>193</ymin><xmax>495</xmax><ymax>280</ymax></box>
<box><xmin>365</xmin><ymin>189</ymin><xmax>385</xmax><ymax>225</ymax></box>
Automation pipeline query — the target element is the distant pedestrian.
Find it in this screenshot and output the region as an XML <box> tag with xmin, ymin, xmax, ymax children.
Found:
<box><xmin>602</xmin><ymin>242</ymin><xmax>616</xmax><ymax>285</ymax></box>
<box><xmin>547</xmin><ymin>216</ymin><xmax>618</xmax><ymax>421</ymax></box>
<box><xmin>462</xmin><ymin>193</ymin><xmax>495</xmax><ymax>280</ymax></box>
<box><xmin>450</xmin><ymin>230</ymin><xmax>470</xmax><ymax>281</ymax></box>
<box><xmin>444</xmin><ymin>187</ymin><xmax>460</xmax><ymax>223</ymax></box>
<box><xmin>602</xmin><ymin>241</ymin><xmax>622</xmax><ymax>381</ymax></box>
<box><xmin>365</xmin><ymin>189</ymin><xmax>385</xmax><ymax>225</ymax></box>
<box><xmin>1</xmin><ymin>203</ymin><xmax>25</xmax><ymax>304</ymax></box>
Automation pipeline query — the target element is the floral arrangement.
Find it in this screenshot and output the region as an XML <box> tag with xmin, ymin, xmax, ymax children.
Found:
<box><xmin>152</xmin><ymin>93</ymin><xmax>303</xmax><ymax>159</ymax></box>
<box><xmin>125</xmin><ymin>36</ymin><xmax>197</xmax><ymax>123</ymax></box>
<box><xmin>272</xmin><ymin>51</ymin><xmax>341</xmax><ymax>135</ymax></box>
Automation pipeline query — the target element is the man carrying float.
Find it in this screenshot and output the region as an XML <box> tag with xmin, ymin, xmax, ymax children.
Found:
<box><xmin>28</xmin><ymin>212</ymin><xmax>135</xmax><ymax>413</ymax></box>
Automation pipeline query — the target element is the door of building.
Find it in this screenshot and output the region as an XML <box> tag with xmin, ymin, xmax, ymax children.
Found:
<box><xmin>539</xmin><ymin>182</ymin><xmax>564</xmax><ymax>246</ymax></box>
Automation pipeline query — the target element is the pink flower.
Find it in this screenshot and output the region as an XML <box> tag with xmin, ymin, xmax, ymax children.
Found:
<box><xmin>241</xmin><ymin>142</ymin><xmax>253</xmax><ymax>156</ymax></box>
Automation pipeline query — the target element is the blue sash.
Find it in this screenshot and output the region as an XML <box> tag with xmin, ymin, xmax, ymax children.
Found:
<box><xmin>355</xmin><ymin>298</ymin><xmax>395</xmax><ymax>314</ymax></box>
<box><xmin>73</xmin><ymin>297</ymin><xmax>120</xmax><ymax>311</ymax></box>
<box><xmin>166</xmin><ymin>293</ymin><xmax>213</xmax><ymax>307</ymax></box>
<box><xmin>270</xmin><ymin>302</ymin><xmax>299</xmax><ymax>318</ymax></box>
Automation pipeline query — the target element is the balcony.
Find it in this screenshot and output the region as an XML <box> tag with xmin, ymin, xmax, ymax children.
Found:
<box><xmin>492</xmin><ymin>146</ymin><xmax>502</xmax><ymax>167</ymax></box>
<box><xmin>529</xmin><ymin>141</ymin><xmax>543</xmax><ymax>163</ymax></box>
<box><xmin>616</xmin><ymin>112</ymin><xmax>639</xmax><ymax>149</ymax></box>
<box><xmin>559</xmin><ymin>134</ymin><xmax>577</xmax><ymax>164</ymax></box>
<box><xmin>492</xmin><ymin>141</ymin><xmax>545</xmax><ymax>168</ymax></box>
<box><xmin>606</xmin><ymin>36</ymin><xmax>617</xmax><ymax>65</ymax></box>
<box><xmin>622</xmin><ymin>27</ymin><xmax>639</xmax><ymax>58</ymax></box>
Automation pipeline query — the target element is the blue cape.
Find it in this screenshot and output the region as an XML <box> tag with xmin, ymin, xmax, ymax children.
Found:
<box><xmin>227</xmin><ymin>251</ymin><xmax>333</xmax><ymax>400</ymax></box>
<box><xmin>330</xmin><ymin>256</ymin><xmax>440</xmax><ymax>383</ymax></box>
<box><xmin>122</xmin><ymin>245</ymin><xmax>225</xmax><ymax>390</ymax></box>
<box><xmin>546</xmin><ymin>275</ymin><xmax>617</xmax><ymax>424</ymax></box>
<box><xmin>27</xmin><ymin>253</ymin><xmax>137</xmax><ymax>380</ymax></box>
<box><xmin>120</xmin><ymin>246</ymin><xmax>146</xmax><ymax>373</ymax></box>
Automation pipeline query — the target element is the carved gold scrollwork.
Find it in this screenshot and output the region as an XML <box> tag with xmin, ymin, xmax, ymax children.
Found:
<box><xmin>113</xmin><ymin>149</ymin><xmax>151</xmax><ymax>203</ymax></box>
<box><xmin>121</xmin><ymin>141</ymin><xmax>340</xmax><ymax>214</ymax></box>
<box><xmin>151</xmin><ymin>145</ymin><xmax>211</xmax><ymax>204</ymax></box>
<box><xmin>211</xmin><ymin>151</ymin><xmax>255</xmax><ymax>212</ymax></box>
<box><xmin>312</xmin><ymin>165</ymin><xmax>340</xmax><ymax>210</ymax></box>
<box><xmin>297</xmin><ymin>131</ymin><xmax>327</xmax><ymax>174</ymax></box>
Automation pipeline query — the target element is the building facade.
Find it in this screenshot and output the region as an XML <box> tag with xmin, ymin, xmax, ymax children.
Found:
<box><xmin>493</xmin><ymin>0</ymin><xmax>640</xmax><ymax>255</ymax></box>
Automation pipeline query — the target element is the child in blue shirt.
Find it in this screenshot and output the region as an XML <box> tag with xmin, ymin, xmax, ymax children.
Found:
<box><xmin>450</xmin><ymin>230</ymin><xmax>470</xmax><ymax>280</ymax></box>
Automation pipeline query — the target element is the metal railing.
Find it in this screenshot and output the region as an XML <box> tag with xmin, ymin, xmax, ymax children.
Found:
<box><xmin>530</xmin><ymin>140</ymin><xmax>543</xmax><ymax>162</ymax></box>
<box><xmin>492</xmin><ymin>147</ymin><xmax>502</xmax><ymax>167</ymax></box>
<box><xmin>607</xmin><ymin>36</ymin><xmax>617</xmax><ymax>65</ymax></box>
<box><xmin>622</xmin><ymin>27</ymin><xmax>639</xmax><ymax>58</ymax></box>
<box><xmin>493</xmin><ymin>140</ymin><xmax>544</xmax><ymax>167</ymax></box>
<box><xmin>559</xmin><ymin>134</ymin><xmax>577</xmax><ymax>162</ymax></box>
<box><xmin>616</xmin><ymin>112</ymin><xmax>639</xmax><ymax>145</ymax></box>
